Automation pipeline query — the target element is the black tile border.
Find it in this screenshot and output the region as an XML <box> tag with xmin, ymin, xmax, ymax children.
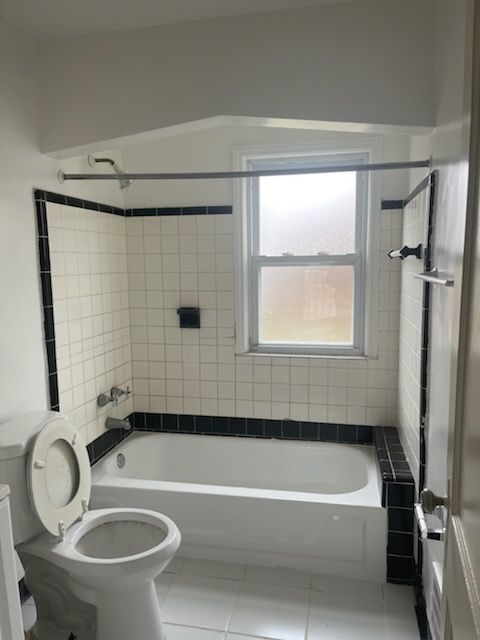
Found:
<box><xmin>86</xmin><ymin>426</ymin><xmax>132</xmax><ymax>465</ymax></box>
<box><xmin>125</xmin><ymin>205</ymin><xmax>232</xmax><ymax>217</ymax></box>
<box><xmin>381</xmin><ymin>199</ymin><xmax>404</xmax><ymax>210</ymax></box>
<box><xmin>35</xmin><ymin>189</ymin><xmax>232</xmax><ymax>220</ymax></box>
<box><xmin>379</xmin><ymin>175</ymin><xmax>431</xmax><ymax>211</ymax></box>
<box><xmin>34</xmin><ymin>189</ymin><xmax>125</xmax><ymax>216</ymax></box>
<box><xmin>35</xmin><ymin>192</ymin><xmax>59</xmax><ymax>411</ymax></box>
<box><xmin>127</xmin><ymin>412</ymin><xmax>375</xmax><ymax>444</ymax></box>
<box><xmin>374</xmin><ymin>426</ymin><xmax>413</xmax><ymax>484</ymax></box>
<box><xmin>86</xmin><ymin>413</ymin><xmax>376</xmax><ymax>462</ymax></box>
<box><xmin>374</xmin><ymin>426</ymin><xmax>416</xmax><ymax>584</ymax></box>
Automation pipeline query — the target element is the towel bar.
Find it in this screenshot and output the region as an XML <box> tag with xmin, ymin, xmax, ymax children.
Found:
<box><xmin>414</xmin><ymin>268</ymin><xmax>454</xmax><ymax>287</ymax></box>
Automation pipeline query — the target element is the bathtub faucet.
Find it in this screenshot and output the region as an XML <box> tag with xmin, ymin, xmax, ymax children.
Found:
<box><xmin>105</xmin><ymin>417</ymin><xmax>132</xmax><ymax>431</ymax></box>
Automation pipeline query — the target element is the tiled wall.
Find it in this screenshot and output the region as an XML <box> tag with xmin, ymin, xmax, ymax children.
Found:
<box><xmin>127</xmin><ymin>210</ymin><xmax>402</xmax><ymax>425</ymax></box>
<box><xmin>397</xmin><ymin>188</ymin><xmax>429</xmax><ymax>487</ymax></box>
<box><xmin>45</xmin><ymin>201</ymin><xmax>133</xmax><ymax>444</ymax></box>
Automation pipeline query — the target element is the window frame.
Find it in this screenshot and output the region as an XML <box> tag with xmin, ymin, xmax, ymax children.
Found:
<box><xmin>234</xmin><ymin>141</ymin><xmax>381</xmax><ymax>359</ymax></box>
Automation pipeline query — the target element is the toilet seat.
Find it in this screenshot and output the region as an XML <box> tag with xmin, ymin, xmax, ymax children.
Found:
<box><xmin>27</xmin><ymin>418</ymin><xmax>91</xmax><ymax>538</ymax></box>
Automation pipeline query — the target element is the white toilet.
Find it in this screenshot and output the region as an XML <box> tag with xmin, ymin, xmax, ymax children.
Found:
<box><xmin>0</xmin><ymin>411</ymin><xmax>181</xmax><ymax>640</ymax></box>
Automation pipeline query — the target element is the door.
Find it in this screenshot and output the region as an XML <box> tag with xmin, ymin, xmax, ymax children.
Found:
<box><xmin>442</xmin><ymin>3</ymin><xmax>480</xmax><ymax>637</ymax></box>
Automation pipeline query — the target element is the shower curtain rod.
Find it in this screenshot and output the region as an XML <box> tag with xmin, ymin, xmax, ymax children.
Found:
<box><xmin>58</xmin><ymin>159</ymin><xmax>431</xmax><ymax>182</ymax></box>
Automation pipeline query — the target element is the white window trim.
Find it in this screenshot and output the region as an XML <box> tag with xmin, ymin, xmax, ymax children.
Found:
<box><xmin>233</xmin><ymin>138</ymin><xmax>383</xmax><ymax>359</ymax></box>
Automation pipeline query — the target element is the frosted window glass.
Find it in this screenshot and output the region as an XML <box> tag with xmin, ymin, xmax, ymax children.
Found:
<box><xmin>258</xmin><ymin>172</ymin><xmax>356</xmax><ymax>256</ymax></box>
<box><xmin>259</xmin><ymin>265</ymin><xmax>354</xmax><ymax>345</ymax></box>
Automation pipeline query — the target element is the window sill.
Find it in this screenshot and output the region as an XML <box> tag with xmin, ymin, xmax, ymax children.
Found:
<box><xmin>236</xmin><ymin>350</ymin><xmax>376</xmax><ymax>361</ymax></box>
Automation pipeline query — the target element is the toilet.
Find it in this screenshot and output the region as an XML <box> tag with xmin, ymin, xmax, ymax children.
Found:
<box><xmin>0</xmin><ymin>411</ymin><xmax>181</xmax><ymax>640</ymax></box>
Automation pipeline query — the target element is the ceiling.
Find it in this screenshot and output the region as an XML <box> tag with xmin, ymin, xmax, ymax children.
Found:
<box><xmin>1</xmin><ymin>0</ymin><xmax>356</xmax><ymax>40</ymax></box>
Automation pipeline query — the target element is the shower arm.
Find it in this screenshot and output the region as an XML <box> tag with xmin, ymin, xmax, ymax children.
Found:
<box><xmin>85</xmin><ymin>155</ymin><xmax>133</xmax><ymax>190</ymax></box>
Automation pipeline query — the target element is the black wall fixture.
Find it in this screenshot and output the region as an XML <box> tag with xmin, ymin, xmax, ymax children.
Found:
<box><xmin>177</xmin><ymin>307</ymin><xmax>201</xmax><ymax>328</ymax></box>
<box><xmin>388</xmin><ymin>244</ymin><xmax>423</xmax><ymax>260</ymax></box>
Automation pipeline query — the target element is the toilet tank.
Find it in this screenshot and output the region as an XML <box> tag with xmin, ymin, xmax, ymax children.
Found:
<box><xmin>0</xmin><ymin>411</ymin><xmax>58</xmax><ymax>544</ymax></box>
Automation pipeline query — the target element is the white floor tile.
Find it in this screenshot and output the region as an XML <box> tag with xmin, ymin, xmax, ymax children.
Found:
<box><xmin>244</xmin><ymin>565</ymin><xmax>312</xmax><ymax>589</ymax></box>
<box><xmin>384</xmin><ymin>585</ymin><xmax>419</xmax><ymax>640</ymax></box>
<box><xmin>164</xmin><ymin>624</ymin><xmax>225</xmax><ymax>640</ymax></box>
<box><xmin>385</xmin><ymin>609</ymin><xmax>420</xmax><ymax>640</ymax></box>
<box><xmin>308</xmin><ymin>591</ymin><xmax>386</xmax><ymax>640</ymax></box>
<box><xmin>161</xmin><ymin>575</ymin><xmax>240</xmax><ymax>630</ymax></box>
<box><xmin>181</xmin><ymin>557</ymin><xmax>246</xmax><ymax>580</ymax></box>
<box><xmin>155</xmin><ymin>572</ymin><xmax>175</xmax><ymax>604</ymax></box>
<box><xmin>383</xmin><ymin>583</ymin><xmax>416</xmax><ymax>608</ymax></box>
<box><xmin>311</xmin><ymin>574</ymin><xmax>383</xmax><ymax>601</ymax></box>
<box><xmin>228</xmin><ymin>581</ymin><xmax>309</xmax><ymax>640</ymax></box>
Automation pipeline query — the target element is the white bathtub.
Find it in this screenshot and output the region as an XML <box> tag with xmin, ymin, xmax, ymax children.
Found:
<box><xmin>91</xmin><ymin>432</ymin><xmax>387</xmax><ymax>581</ymax></box>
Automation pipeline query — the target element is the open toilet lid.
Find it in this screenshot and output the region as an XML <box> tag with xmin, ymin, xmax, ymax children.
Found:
<box><xmin>27</xmin><ymin>417</ymin><xmax>91</xmax><ymax>537</ymax></box>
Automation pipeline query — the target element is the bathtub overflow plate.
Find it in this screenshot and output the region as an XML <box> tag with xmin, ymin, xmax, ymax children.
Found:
<box><xmin>116</xmin><ymin>453</ymin><xmax>126</xmax><ymax>469</ymax></box>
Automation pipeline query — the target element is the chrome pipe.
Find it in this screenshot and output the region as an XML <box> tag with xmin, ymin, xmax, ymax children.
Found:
<box><xmin>59</xmin><ymin>159</ymin><xmax>431</xmax><ymax>182</ymax></box>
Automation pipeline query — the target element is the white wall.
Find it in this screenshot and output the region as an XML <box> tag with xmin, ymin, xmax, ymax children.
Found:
<box><xmin>39</xmin><ymin>0</ymin><xmax>435</xmax><ymax>154</ymax></box>
<box><xmin>121</xmin><ymin>126</ymin><xmax>411</xmax><ymax>208</ymax></box>
<box><xmin>0</xmin><ymin>18</ymin><xmax>122</xmax><ymax>424</ymax></box>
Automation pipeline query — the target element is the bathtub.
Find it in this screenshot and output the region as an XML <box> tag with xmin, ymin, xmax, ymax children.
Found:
<box><xmin>90</xmin><ymin>432</ymin><xmax>387</xmax><ymax>581</ymax></box>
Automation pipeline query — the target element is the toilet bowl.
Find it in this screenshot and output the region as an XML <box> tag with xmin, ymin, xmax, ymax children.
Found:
<box><xmin>21</xmin><ymin>508</ymin><xmax>180</xmax><ymax>639</ymax></box>
<box><xmin>0</xmin><ymin>411</ymin><xmax>181</xmax><ymax>640</ymax></box>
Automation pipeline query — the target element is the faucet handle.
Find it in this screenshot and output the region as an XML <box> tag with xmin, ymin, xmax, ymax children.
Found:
<box><xmin>97</xmin><ymin>392</ymin><xmax>113</xmax><ymax>408</ymax></box>
<box><xmin>110</xmin><ymin>385</ymin><xmax>132</xmax><ymax>406</ymax></box>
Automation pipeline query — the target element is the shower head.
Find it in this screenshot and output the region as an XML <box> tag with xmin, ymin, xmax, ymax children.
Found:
<box><xmin>87</xmin><ymin>155</ymin><xmax>133</xmax><ymax>191</ymax></box>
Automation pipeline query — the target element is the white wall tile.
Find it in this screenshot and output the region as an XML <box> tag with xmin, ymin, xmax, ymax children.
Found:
<box><xmin>125</xmin><ymin>212</ymin><xmax>400</xmax><ymax>425</ymax></box>
<box><xmin>397</xmin><ymin>191</ymin><xmax>428</xmax><ymax>484</ymax></box>
<box><xmin>48</xmin><ymin>204</ymin><xmax>133</xmax><ymax>443</ymax></box>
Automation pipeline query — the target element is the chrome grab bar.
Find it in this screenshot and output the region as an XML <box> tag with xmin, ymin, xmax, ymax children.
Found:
<box><xmin>414</xmin><ymin>489</ymin><xmax>447</xmax><ymax>541</ymax></box>
<box><xmin>414</xmin><ymin>503</ymin><xmax>430</xmax><ymax>540</ymax></box>
<box><xmin>414</xmin><ymin>503</ymin><xmax>445</xmax><ymax>541</ymax></box>
<box><xmin>414</xmin><ymin>268</ymin><xmax>454</xmax><ymax>287</ymax></box>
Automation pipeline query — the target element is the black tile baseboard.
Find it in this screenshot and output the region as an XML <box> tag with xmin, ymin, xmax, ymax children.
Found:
<box><xmin>86</xmin><ymin>427</ymin><xmax>132</xmax><ymax>465</ymax></box>
<box><xmin>129</xmin><ymin>412</ymin><xmax>375</xmax><ymax>445</ymax></box>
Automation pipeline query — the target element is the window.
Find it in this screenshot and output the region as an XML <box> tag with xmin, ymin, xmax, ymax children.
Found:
<box><xmin>236</xmin><ymin>150</ymin><xmax>373</xmax><ymax>357</ymax></box>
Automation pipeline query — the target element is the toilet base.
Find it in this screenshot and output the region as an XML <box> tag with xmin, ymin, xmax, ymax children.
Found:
<box><xmin>69</xmin><ymin>574</ymin><xmax>166</xmax><ymax>640</ymax></box>
<box><xmin>22</xmin><ymin>555</ymin><xmax>166</xmax><ymax>640</ymax></box>
<box><xmin>93</xmin><ymin>581</ymin><xmax>165</xmax><ymax>640</ymax></box>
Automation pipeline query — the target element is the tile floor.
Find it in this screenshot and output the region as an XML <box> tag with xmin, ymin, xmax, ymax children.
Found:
<box><xmin>22</xmin><ymin>556</ymin><xmax>420</xmax><ymax>639</ymax></box>
<box><xmin>155</xmin><ymin>557</ymin><xmax>420</xmax><ymax>640</ymax></box>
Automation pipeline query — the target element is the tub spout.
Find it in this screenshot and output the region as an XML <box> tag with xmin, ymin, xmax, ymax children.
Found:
<box><xmin>105</xmin><ymin>417</ymin><xmax>132</xmax><ymax>431</ymax></box>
